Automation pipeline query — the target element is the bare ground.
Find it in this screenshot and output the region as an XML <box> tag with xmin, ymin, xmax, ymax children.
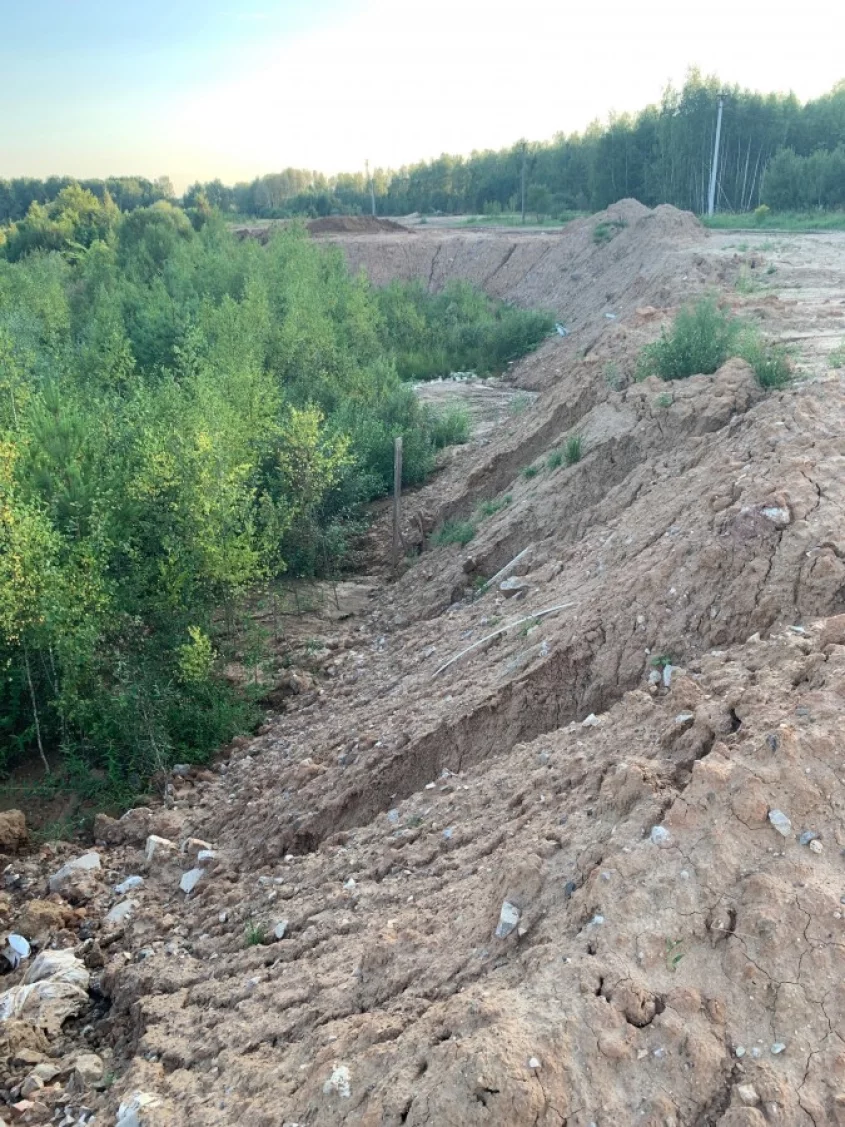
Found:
<box><xmin>3</xmin><ymin>205</ymin><xmax>845</xmax><ymax>1127</ymax></box>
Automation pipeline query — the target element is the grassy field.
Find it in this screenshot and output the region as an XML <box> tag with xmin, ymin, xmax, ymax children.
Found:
<box><xmin>703</xmin><ymin>211</ymin><xmax>845</xmax><ymax>232</ymax></box>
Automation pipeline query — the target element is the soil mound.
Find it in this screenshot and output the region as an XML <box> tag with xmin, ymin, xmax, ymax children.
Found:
<box><xmin>5</xmin><ymin>215</ymin><xmax>845</xmax><ymax>1127</ymax></box>
<box><xmin>307</xmin><ymin>216</ymin><xmax>412</xmax><ymax>235</ymax></box>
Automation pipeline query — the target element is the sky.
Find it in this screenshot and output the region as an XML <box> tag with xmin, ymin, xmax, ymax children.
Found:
<box><xmin>3</xmin><ymin>0</ymin><xmax>844</xmax><ymax>192</ymax></box>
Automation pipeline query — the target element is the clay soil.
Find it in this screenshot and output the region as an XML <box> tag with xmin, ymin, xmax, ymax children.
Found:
<box><xmin>3</xmin><ymin>204</ymin><xmax>845</xmax><ymax>1127</ymax></box>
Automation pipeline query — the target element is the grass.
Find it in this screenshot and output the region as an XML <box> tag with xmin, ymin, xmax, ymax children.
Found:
<box><xmin>427</xmin><ymin>405</ymin><xmax>471</xmax><ymax>449</ymax></box>
<box><xmin>431</xmin><ymin>519</ymin><xmax>476</xmax><ymax>547</ymax></box>
<box><xmin>522</xmin><ymin>464</ymin><xmax>540</xmax><ymax>479</ymax></box>
<box><xmin>655</xmin><ymin>392</ymin><xmax>673</xmax><ymax>408</ymax></box>
<box><xmin>593</xmin><ymin>218</ymin><xmax>627</xmax><ymax>246</ymax></box>
<box><xmin>564</xmin><ymin>435</ymin><xmax>582</xmax><ymax>465</ymax></box>
<box><xmin>829</xmin><ymin>342</ymin><xmax>845</xmax><ymax>369</ymax></box>
<box><xmin>477</xmin><ymin>494</ymin><xmax>512</xmax><ymax>518</ymax></box>
<box><xmin>245</xmin><ymin>921</ymin><xmax>266</xmax><ymax>947</ymax></box>
<box><xmin>458</xmin><ymin>210</ymin><xmax>586</xmax><ymax>229</ymax></box>
<box><xmin>702</xmin><ymin>211</ymin><xmax>845</xmax><ymax>232</ymax></box>
<box><xmin>735</xmin><ymin>266</ymin><xmax>761</xmax><ymax>294</ymax></box>
<box><xmin>636</xmin><ymin>294</ymin><xmax>792</xmax><ymax>389</ymax></box>
<box><xmin>508</xmin><ymin>392</ymin><xmax>533</xmax><ymax>415</ymax></box>
<box><xmin>603</xmin><ymin>361</ymin><xmax>623</xmax><ymax>390</ymax></box>
<box><xmin>547</xmin><ymin>450</ymin><xmax>563</xmax><ymax>469</ymax></box>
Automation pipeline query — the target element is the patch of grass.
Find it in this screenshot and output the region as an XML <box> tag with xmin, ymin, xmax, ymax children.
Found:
<box><xmin>636</xmin><ymin>294</ymin><xmax>792</xmax><ymax>389</ymax></box>
<box><xmin>665</xmin><ymin>936</ymin><xmax>686</xmax><ymax>973</ymax></box>
<box><xmin>508</xmin><ymin>392</ymin><xmax>533</xmax><ymax>415</ymax></box>
<box><xmin>427</xmin><ymin>405</ymin><xmax>471</xmax><ymax>449</ymax></box>
<box><xmin>703</xmin><ymin>211</ymin><xmax>845</xmax><ymax>232</ymax></box>
<box><xmin>766</xmin><ymin>265</ymin><xmax>777</xmax><ymax>275</ymax></box>
<box><xmin>564</xmin><ymin>435</ymin><xmax>582</xmax><ymax>465</ymax></box>
<box><xmin>547</xmin><ymin>450</ymin><xmax>563</xmax><ymax>469</ymax></box>
<box><xmin>431</xmin><ymin>519</ymin><xmax>476</xmax><ymax>547</ymax></box>
<box><xmin>245</xmin><ymin>921</ymin><xmax>266</xmax><ymax>947</ymax></box>
<box><xmin>593</xmin><ymin>218</ymin><xmax>627</xmax><ymax>246</ymax></box>
<box><xmin>477</xmin><ymin>494</ymin><xmax>512</xmax><ymax>518</ymax></box>
<box><xmin>603</xmin><ymin>361</ymin><xmax>623</xmax><ymax>390</ymax></box>
<box><xmin>522</xmin><ymin>464</ymin><xmax>540</xmax><ymax>479</ymax></box>
<box><xmin>735</xmin><ymin>266</ymin><xmax>760</xmax><ymax>294</ymax></box>
<box><xmin>829</xmin><ymin>342</ymin><xmax>845</xmax><ymax>369</ymax></box>
<box><xmin>650</xmin><ymin>654</ymin><xmax>673</xmax><ymax>669</ymax></box>
<box><xmin>655</xmin><ymin>392</ymin><xmax>673</xmax><ymax>408</ymax></box>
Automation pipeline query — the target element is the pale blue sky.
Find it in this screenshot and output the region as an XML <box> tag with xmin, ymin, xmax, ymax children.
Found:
<box><xmin>3</xmin><ymin>0</ymin><xmax>844</xmax><ymax>191</ymax></box>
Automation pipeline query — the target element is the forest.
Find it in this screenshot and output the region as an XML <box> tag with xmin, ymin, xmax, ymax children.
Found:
<box><xmin>3</xmin><ymin>75</ymin><xmax>845</xmax><ymax>226</ymax></box>
<box><xmin>0</xmin><ymin>190</ymin><xmax>551</xmax><ymax>794</ymax></box>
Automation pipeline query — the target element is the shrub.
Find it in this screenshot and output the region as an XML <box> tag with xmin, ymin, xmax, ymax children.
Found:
<box><xmin>564</xmin><ymin>435</ymin><xmax>582</xmax><ymax>465</ymax></box>
<box><xmin>655</xmin><ymin>392</ymin><xmax>673</xmax><ymax>408</ymax></box>
<box><xmin>245</xmin><ymin>921</ymin><xmax>266</xmax><ymax>946</ymax></box>
<box><xmin>636</xmin><ymin>296</ymin><xmax>740</xmax><ymax>381</ymax></box>
<box><xmin>547</xmin><ymin>450</ymin><xmax>563</xmax><ymax>469</ymax></box>
<box><xmin>427</xmin><ymin>404</ymin><xmax>471</xmax><ymax>449</ymax></box>
<box><xmin>736</xmin><ymin>332</ymin><xmax>792</xmax><ymax>388</ymax></box>
<box><xmin>431</xmin><ymin>520</ymin><xmax>476</xmax><ymax>547</ymax></box>
<box><xmin>478</xmin><ymin>494</ymin><xmax>511</xmax><ymax>518</ymax></box>
<box><xmin>593</xmin><ymin>218</ymin><xmax>627</xmax><ymax>246</ymax></box>
<box><xmin>753</xmin><ymin>204</ymin><xmax>771</xmax><ymax>225</ymax></box>
<box><xmin>829</xmin><ymin>342</ymin><xmax>845</xmax><ymax>369</ymax></box>
<box><xmin>522</xmin><ymin>464</ymin><xmax>540</xmax><ymax>479</ymax></box>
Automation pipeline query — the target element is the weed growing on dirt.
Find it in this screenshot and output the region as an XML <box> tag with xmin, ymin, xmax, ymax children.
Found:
<box><xmin>636</xmin><ymin>295</ymin><xmax>792</xmax><ymax>389</ymax></box>
<box><xmin>245</xmin><ymin>921</ymin><xmax>266</xmax><ymax>947</ymax></box>
<box><xmin>522</xmin><ymin>464</ymin><xmax>540</xmax><ymax>479</ymax></box>
<box><xmin>564</xmin><ymin>436</ymin><xmax>582</xmax><ymax>465</ymax></box>
<box><xmin>603</xmin><ymin>361</ymin><xmax>623</xmax><ymax>390</ymax></box>
<box><xmin>665</xmin><ymin>937</ymin><xmax>686</xmax><ymax>972</ymax></box>
<box><xmin>427</xmin><ymin>405</ymin><xmax>471</xmax><ymax>449</ymax></box>
<box><xmin>829</xmin><ymin>342</ymin><xmax>845</xmax><ymax>369</ymax></box>
<box><xmin>655</xmin><ymin>393</ymin><xmax>673</xmax><ymax>408</ymax></box>
<box><xmin>593</xmin><ymin>218</ymin><xmax>627</xmax><ymax>246</ymax></box>
<box><xmin>735</xmin><ymin>267</ymin><xmax>760</xmax><ymax>294</ymax></box>
<box><xmin>508</xmin><ymin>393</ymin><xmax>533</xmax><ymax>416</ymax></box>
<box><xmin>547</xmin><ymin>450</ymin><xmax>563</xmax><ymax>469</ymax></box>
<box><xmin>704</xmin><ymin>211</ymin><xmax>845</xmax><ymax>233</ymax></box>
<box><xmin>478</xmin><ymin>495</ymin><xmax>512</xmax><ymax>518</ymax></box>
<box><xmin>432</xmin><ymin>520</ymin><xmax>476</xmax><ymax>547</ymax></box>
<box><xmin>650</xmin><ymin>654</ymin><xmax>674</xmax><ymax>669</ymax></box>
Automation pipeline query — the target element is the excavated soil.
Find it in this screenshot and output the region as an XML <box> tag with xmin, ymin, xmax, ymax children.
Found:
<box><xmin>3</xmin><ymin>204</ymin><xmax>845</xmax><ymax>1127</ymax></box>
<box><xmin>306</xmin><ymin>217</ymin><xmax>412</xmax><ymax>236</ymax></box>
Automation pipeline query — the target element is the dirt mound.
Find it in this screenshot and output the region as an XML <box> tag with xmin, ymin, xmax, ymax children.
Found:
<box><xmin>5</xmin><ymin>221</ymin><xmax>845</xmax><ymax>1127</ymax></box>
<box><xmin>307</xmin><ymin>216</ymin><xmax>412</xmax><ymax>235</ymax></box>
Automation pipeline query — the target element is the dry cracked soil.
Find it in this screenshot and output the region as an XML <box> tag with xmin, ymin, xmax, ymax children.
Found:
<box><xmin>2</xmin><ymin>202</ymin><xmax>845</xmax><ymax>1127</ymax></box>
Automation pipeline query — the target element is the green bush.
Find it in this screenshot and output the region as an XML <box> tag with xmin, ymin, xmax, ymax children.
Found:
<box><xmin>636</xmin><ymin>295</ymin><xmax>791</xmax><ymax>389</ymax></box>
<box><xmin>564</xmin><ymin>435</ymin><xmax>582</xmax><ymax>465</ymax></box>
<box><xmin>478</xmin><ymin>494</ymin><xmax>511</xmax><ymax>518</ymax></box>
<box><xmin>547</xmin><ymin>450</ymin><xmax>563</xmax><ymax>469</ymax></box>
<box><xmin>829</xmin><ymin>341</ymin><xmax>845</xmax><ymax>369</ymax></box>
<box><xmin>427</xmin><ymin>404</ymin><xmax>471</xmax><ymax>449</ymax></box>
<box><xmin>522</xmin><ymin>464</ymin><xmax>540</xmax><ymax>479</ymax></box>
<box><xmin>431</xmin><ymin>519</ymin><xmax>476</xmax><ymax>547</ymax></box>
<box><xmin>593</xmin><ymin>218</ymin><xmax>627</xmax><ymax>246</ymax></box>
<box><xmin>637</xmin><ymin>296</ymin><xmax>740</xmax><ymax>381</ymax></box>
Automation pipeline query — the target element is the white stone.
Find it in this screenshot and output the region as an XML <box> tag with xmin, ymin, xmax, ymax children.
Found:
<box><xmin>105</xmin><ymin>900</ymin><xmax>137</xmax><ymax>926</ymax></box>
<box><xmin>179</xmin><ymin>868</ymin><xmax>203</xmax><ymax>894</ymax></box>
<box><xmin>48</xmin><ymin>852</ymin><xmax>100</xmax><ymax>893</ymax></box>
<box><xmin>145</xmin><ymin>835</ymin><xmax>176</xmax><ymax>863</ymax></box>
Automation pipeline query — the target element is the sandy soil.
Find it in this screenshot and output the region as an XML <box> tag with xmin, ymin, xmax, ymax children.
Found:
<box><xmin>2</xmin><ymin>204</ymin><xmax>845</xmax><ymax>1127</ymax></box>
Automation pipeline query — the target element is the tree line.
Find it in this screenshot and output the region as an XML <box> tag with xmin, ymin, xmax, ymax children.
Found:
<box><xmin>4</xmin><ymin>74</ymin><xmax>844</xmax><ymax>225</ymax></box>
<box><xmin>181</xmin><ymin>72</ymin><xmax>845</xmax><ymax>218</ymax></box>
<box><xmin>0</xmin><ymin>188</ymin><xmax>551</xmax><ymax>792</ymax></box>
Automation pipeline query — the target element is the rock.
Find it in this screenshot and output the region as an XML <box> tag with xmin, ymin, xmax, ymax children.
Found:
<box><xmin>819</xmin><ymin>614</ymin><xmax>845</xmax><ymax>649</ymax></box>
<box><xmin>197</xmin><ymin>850</ymin><xmax>217</xmax><ymax>863</ymax></box>
<box><xmin>770</xmin><ymin>1041</ymin><xmax>786</xmax><ymax>1054</ymax></box>
<box><xmin>48</xmin><ymin>853</ymin><xmax>101</xmax><ymax>904</ymax></box>
<box><xmin>662</xmin><ymin>664</ymin><xmax>674</xmax><ymax>687</ymax></box>
<box><xmin>19</xmin><ymin>1074</ymin><xmax>43</xmax><ymax>1097</ymax></box>
<box><xmin>495</xmin><ymin>900</ymin><xmax>520</xmax><ymax>939</ymax></box>
<box><xmin>0</xmin><ymin>810</ymin><xmax>27</xmax><ymax>853</ymax></box>
<box><xmin>767</xmin><ymin>809</ymin><xmax>792</xmax><ymax>837</ymax></box>
<box><xmin>70</xmin><ymin>1051</ymin><xmax>104</xmax><ymax>1090</ymax></box>
<box><xmin>116</xmin><ymin>1092</ymin><xmax>162</xmax><ymax>1127</ymax></box>
<box><xmin>104</xmin><ymin>900</ymin><xmax>137</xmax><ymax>927</ymax></box>
<box><xmin>650</xmin><ymin>825</ymin><xmax>670</xmax><ymax>845</ymax></box>
<box><xmin>0</xmin><ymin>950</ymin><xmax>89</xmax><ymax>1035</ymax></box>
<box><xmin>736</xmin><ymin>1084</ymin><xmax>760</xmax><ymax>1106</ymax></box>
<box><xmin>273</xmin><ymin>920</ymin><xmax>288</xmax><ymax>940</ymax></box>
<box><xmin>145</xmin><ymin>835</ymin><xmax>176</xmax><ymax>864</ymax></box>
<box><xmin>181</xmin><ymin>837</ymin><xmax>213</xmax><ymax>859</ymax></box>
<box><xmin>648</xmin><ymin>669</ymin><xmax>662</xmax><ymax>685</ymax></box>
<box><xmin>323</xmin><ymin>1064</ymin><xmax>351</xmax><ymax>1099</ymax></box>
<box><xmin>499</xmin><ymin>577</ymin><xmax>530</xmax><ymax>598</ymax></box>
<box><xmin>94</xmin><ymin>806</ymin><xmax>183</xmax><ymax>847</ymax></box>
<box><xmin>581</xmin><ymin>713</ymin><xmax>600</xmax><ymax>727</ymax></box>
<box><xmin>28</xmin><ymin>1063</ymin><xmax>59</xmax><ymax>1084</ymax></box>
<box><xmin>527</xmin><ymin>1056</ymin><xmax>541</xmax><ymax>1070</ymax></box>
<box><xmin>15</xmin><ymin>899</ymin><xmax>68</xmax><ymax>940</ymax></box>
<box><xmin>675</xmin><ymin>712</ymin><xmax>695</xmax><ymax>726</ymax></box>
<box><xmin>809</xmin><ymin>838</ymin><xmax>823</xmax><ymax>854</ymax></box>
<box><xmin>179</xmin><ymin>868</ymin><xmax>203</xmax><ymax>894</ymax></box>
<box><xmin>798</xmin><ymin>830</ymin><xmax>818</xmax><ymax>845</ymax></box>
<box><xmin>115</xmin><ymin>876</ymin><xmax>144</xmax><ymax>895</ymax></box>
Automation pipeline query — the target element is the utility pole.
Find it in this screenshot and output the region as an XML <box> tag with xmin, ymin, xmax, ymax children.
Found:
<box><xmin>365</xmin><ymin>159</ymin><xmax>376</xmax><ymax>217</ymax></box>
<box><xmin>707</xmin><ymin>93</ymin><xmax>726</xmax><ymax>218</ymax></box>
<box><xmin>520</xmin><ymin>141</ymin><xmax>527</xmax><ymax>225</ymax></box>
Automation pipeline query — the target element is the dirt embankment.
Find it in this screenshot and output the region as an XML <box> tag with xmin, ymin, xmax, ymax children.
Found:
<box><xmin>3</xmin><ymin>205</ymin><xmax>845</xmax><ymax>1127</ymax></box>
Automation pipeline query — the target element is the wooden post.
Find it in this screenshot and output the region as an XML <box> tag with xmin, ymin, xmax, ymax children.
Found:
<box><xmin>392</xmin><ymin>436</ymin><xmax>403</xmax><ymax>571</ymax></box>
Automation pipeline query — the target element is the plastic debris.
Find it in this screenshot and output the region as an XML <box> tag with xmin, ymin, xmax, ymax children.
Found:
<box><xmin>4</xmin><ymin>933</ymin><xmax>30</xmax><ymax>968</ymax></box>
